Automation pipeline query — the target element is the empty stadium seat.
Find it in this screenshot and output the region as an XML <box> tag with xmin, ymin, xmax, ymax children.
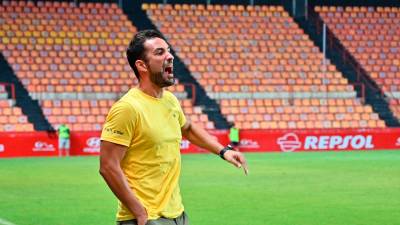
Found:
<box><xmin>145</xmin><ymin>3</ymin><xmax>385</xmax><ymax>129</ymax></box>
<box><xmin>317</xmin><ymin>6</ymin><xmax>400</xmax><ymax>120</ymax></box>
<box><xmin>0</xmin><ymin>1</ymin><xmax>213</xmax><ymax>131</ymax></box>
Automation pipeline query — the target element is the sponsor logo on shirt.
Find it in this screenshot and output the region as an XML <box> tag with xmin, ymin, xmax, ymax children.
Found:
<box><xmin>104</xmin><ymin>127</ymin><xmax>124</xmax><ymax>135</ymax></box>
<box><xmin>0</xmin><ymin>144</ymin><xmax>4</xmax><ymax>152</ymax></box>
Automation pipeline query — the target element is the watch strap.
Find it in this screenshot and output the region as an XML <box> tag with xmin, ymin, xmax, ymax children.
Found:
<box><xmin>219</xmin><ymin>145</ymin><xmax>233</xmax><ymax>160</ymax></box>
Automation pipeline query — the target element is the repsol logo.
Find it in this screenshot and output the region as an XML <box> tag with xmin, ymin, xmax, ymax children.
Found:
<box><xmin>304</xmin><ymin>135</ymin><xmax>374</xmax><ymax>150</ymax></box>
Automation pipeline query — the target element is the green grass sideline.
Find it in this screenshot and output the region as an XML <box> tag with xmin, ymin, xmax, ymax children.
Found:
<box><xmin>0</xmin><ymin>150</ymin><xmax>399</xmax><ymax>225</ymax></box>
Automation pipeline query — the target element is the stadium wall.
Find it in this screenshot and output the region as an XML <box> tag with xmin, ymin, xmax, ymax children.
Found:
<box><xmin>1</xmin><ymin>129</ymin><xmax>399</xmax><ymax>158</ymax></box>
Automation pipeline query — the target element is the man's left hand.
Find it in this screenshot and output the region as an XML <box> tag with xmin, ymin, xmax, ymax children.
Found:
<box><xmin>223</xmin><ymin>150</ymin><xmax>249</xmax><ymax>175</ymax></box>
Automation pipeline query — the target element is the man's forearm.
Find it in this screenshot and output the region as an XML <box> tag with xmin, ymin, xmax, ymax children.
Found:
<box><xmin>100</xmin><ymin>165</ymin><xmax>147</xmax><ymax>218</ymax></box>
<box><xmin>183</xmin><ymin>123</ymin><xmax>224</xmax><ymax>154</ymax></box>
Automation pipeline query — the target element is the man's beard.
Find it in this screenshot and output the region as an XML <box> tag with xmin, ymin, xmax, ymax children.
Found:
<box><xmin>149</xmin><ymin>69</ymin><xmax>174</xmax><ymax>88</ymax></box>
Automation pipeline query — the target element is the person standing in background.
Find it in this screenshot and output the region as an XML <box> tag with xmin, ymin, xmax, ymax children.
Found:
<box><xmin>58</xmin><ymin>124</ymin><xmax>70</xmax><ymax>157</ymax></box>
<box><xmin>229</xmin><ymin>123</ymin><xmax>240</xmax><ymax>150</ymax></box>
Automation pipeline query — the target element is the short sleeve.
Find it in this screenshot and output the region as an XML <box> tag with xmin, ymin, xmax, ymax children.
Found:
<box><xmin>101</xmin><ymin>101</ymin><xmax>136</xmax><ymax>147</ymax></box>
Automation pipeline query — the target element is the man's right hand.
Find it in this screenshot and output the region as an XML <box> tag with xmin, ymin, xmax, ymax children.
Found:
<box><xmin>134</xmin><ymin>207</ymin><xmax>148</xmax><ymax>225</ymax></box>
<box><xmin>99</xmin><ymin>141</ymin><xmax>149</xmax><ymax>225</ymax></box>
<box><xmin>136</xmin><ymin>214</ymin><xmax>148</xmax><ymax>225</ymax></box>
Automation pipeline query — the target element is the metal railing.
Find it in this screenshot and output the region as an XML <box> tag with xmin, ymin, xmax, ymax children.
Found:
<box><xmin>182</xmin><ymin>82</ymin><xmax>196</xmax><ymax>105</ymax></box>
<box><xmin>0</xmin><ymin>82</ymin><xmax>16</xmax><ymax>100</ymax></box>
<box><xmin>309</xmin><ymin>9</ymin><xmax>385</xmax><ymax>101</ymax></box>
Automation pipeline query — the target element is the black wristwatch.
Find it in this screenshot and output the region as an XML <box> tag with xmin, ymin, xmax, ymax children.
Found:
<box><xmin>219</xmin><ymin>145</ymin><xmax>234</xmax><ymax>160</ymax></box>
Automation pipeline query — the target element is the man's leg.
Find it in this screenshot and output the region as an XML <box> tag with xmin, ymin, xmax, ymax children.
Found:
<box><xmin>232</xmin><ymin>141</ymin><xmax>240</xmax><ymax>151</ymax></box>
<box><xmin>65</xmin><ymin>139</ymin><xmax>70</xmax><ymax>157</ymax></box>
<box><xmin>58</xmin><ymin>139</ymin><xmax>63</xmax><ymax>157</ymax></box>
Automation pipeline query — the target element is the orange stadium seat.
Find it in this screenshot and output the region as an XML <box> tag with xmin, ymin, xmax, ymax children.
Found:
<box><xmin>317</xmin><ymin>6</ymin><xmax>400</xmax><ymax>120</ymax></box>
<box><xmin>144</xmin><ymin>3</ymin><xmax>386</xmax><ymax>129</ymax></box>
<box><xmin>0</xmin><ymin>1</ymin><xmax>213</xmax><ymax>131</ymax></box>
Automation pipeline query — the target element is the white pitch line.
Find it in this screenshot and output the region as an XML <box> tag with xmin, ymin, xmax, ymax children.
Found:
<box><xmin>0</xmin><ymin>218</ymin><xmax>16</xmax><ymax>225</ymax></box>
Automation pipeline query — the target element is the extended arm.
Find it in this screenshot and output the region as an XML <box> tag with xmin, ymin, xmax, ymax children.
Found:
<box><xmin>99</xmin><ymin>141</ymin><xmax>148</xmax><ymax>225</ymax></box>
<box><xmin>181</xmin><ymin>122</ymin><xmax>248</xmax><ymax>175</ymax></box>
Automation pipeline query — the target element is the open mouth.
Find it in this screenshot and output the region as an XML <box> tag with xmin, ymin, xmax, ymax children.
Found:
<box><xmin>164</xmin><ymin>66</ymin><xmax>174</xmax><ymax>78</ymax></box>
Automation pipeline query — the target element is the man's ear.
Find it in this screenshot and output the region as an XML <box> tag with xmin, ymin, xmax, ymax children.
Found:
<box><xmin>135</xmin><ymin>60</ymin><xmax>147</xmax><ymax>73</ymax></box>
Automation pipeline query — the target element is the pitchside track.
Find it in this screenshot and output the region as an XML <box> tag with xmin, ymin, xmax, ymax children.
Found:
<box><xmin>0</xmin><ymin>151</ymin><xmax>399</xmax><ymax>225</ymax></box>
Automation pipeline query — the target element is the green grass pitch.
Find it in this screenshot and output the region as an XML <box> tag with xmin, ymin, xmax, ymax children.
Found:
<box><xmin>0</xmin><ymin>150</ymin><xmax>400</xmax><ymax>225</ymax></box>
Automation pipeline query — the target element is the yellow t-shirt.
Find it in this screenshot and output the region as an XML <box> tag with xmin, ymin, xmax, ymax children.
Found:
<box><xmin>101</xmin><ymin>88</ymin><xmax>187</xmax><ymax>221</ymax></box>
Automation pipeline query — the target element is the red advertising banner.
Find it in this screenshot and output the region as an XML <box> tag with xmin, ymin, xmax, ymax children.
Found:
<box><xmin>0</xmin><ymin>132</ymin><xmax>59</xmax><ymax>158</ymax></box>
<box><xmin>0</xmin><ymin>128</ymin><xmax>400</xmax><ymax>158</ymax></box>
<box><xmin>237</xmin><ymin>128</ymin><xmax>400</xmax><ymax>152</ymax></box>
<box><xmin>70</xmin><ymin>132</ymin><xmax>102</xmax><ymax>156</ymax></box>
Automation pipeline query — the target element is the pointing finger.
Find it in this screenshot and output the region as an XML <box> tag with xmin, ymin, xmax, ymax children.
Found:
<box><xmin>237</xmin><ymin>154</ymin><xmax>249</xmax><ymax>175</ymax></box>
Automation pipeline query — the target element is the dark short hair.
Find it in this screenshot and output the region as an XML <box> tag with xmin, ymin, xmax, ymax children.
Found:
<box><xmin>126</xmin><ymin>29</ymin><xmax>166</xmax><ymax>80</ymax></box>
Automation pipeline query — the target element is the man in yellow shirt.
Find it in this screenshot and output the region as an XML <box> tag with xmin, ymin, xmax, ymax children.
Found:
<box><xmin>99</xmin><ymin>30</ymin><xmax>248</xmax><ymax>225</ymax></box>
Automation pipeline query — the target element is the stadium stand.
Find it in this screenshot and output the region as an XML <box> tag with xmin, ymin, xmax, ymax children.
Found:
<box><xmin>144</xmin><ymin>3</ymin><xmax>386</xmax><ymax>129</ymax></box>
<box><xmin>316</xmin><ymin>6</ymin><xmax>400</xmax><ymax>122</ymax></box>
<box><xmin>0</xmin><ymin>0</ymin><xmax>214</xmax><ymax>130</ymax></box>
<box><xmin>0</xmin><ymin>83</ymin><xmax>34</xmax><ymax>131</ymax></box>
